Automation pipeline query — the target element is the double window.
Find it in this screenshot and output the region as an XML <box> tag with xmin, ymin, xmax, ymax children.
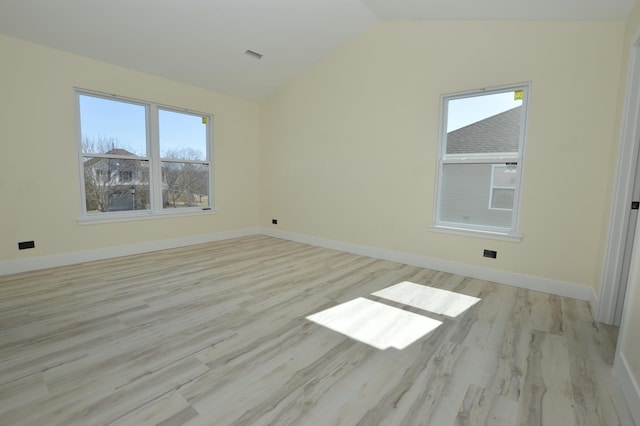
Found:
<box><xmin>77</xmin><ymin>90</ymin><xmax>212</xmax><ymax>219</ymax></box>
<box><xmin>434</xmin><ymin>84</ymin><xmax>529</xmax><ymax>236</ymax></box>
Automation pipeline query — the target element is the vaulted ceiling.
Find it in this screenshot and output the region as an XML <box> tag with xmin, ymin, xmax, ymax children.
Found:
<box><xmin>0</xmin><ymin>0</ymin><xmax>634</xmax><ymax>101</ymax></box>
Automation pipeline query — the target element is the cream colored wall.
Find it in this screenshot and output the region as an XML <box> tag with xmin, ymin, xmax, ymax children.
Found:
<box><xmin>261</xmin><ymin>21</ymin><xmax>624</xmax><ymax>289</ymax></box>
<box><xmin>0</xmin><ymin>34</ymin><xmax>261</xmax><ymax>263</ymax></box>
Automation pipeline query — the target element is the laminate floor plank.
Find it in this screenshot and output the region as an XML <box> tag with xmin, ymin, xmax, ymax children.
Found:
<box><xmin>456</xmin><ymin>384</ymin><xmax>519</xmax><ymax>426</ymax></box>
<box><xmin>0</xmin><ymin>235</ymin><xmax>634</xmax><ymax>425</ymax></box>
<box><xmin>517</xmin><ymin>330</ymin><xmax>576</xmax><ymax>426</ymax></box>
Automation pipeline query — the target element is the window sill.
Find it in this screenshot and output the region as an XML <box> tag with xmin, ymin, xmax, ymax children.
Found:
<box><xmin>429</xmin><ymin>225</ymin><xmax>522</xmax><ymax>242</ymax></box>
<box><xmin>78</xmin><ymin>208</ymin><xmax>218</xmax><ymax>225</ymax></box>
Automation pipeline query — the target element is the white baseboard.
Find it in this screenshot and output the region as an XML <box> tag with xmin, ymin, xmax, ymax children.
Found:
<box><xmin>2</xmin><ymin>226</ymin><xmax>595</xmax><ymax>303</ymax></box>
<box><xmin>0</xmin><ymin>227</ymin><xmax>259</xmax><ymax>276</ymax></box>
<box><xmin>260</xmin><ymin>228</ymin><xmax>594</xmax><ymax>301</ymax></box>
<box><xmin>614</xmin><ymin>352</ymin><xmax>640</xmax><ymax>425</ymax></box>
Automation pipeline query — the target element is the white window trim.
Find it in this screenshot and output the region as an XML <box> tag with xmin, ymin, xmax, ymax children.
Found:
<box><xmin>75</xmin><ymin>88</ymin><xmax>214</xmax><ymax>222</ymax></box>
<box><xmin>77</xmin><ymin>208</ymin><xmax>218</xmax><ymax>225</ymax></box>
<box><xmin>428</xmin><ymin>224</ymin><xmax>523</xmax><ymax>243</ymax></box>
<box><xmin>432</xmin><ymin>83</ymin><xmax>530</xmax><ymax>238</ymax></box>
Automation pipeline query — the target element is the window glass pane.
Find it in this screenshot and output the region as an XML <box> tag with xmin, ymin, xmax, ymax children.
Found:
<box><xmin>79</xmin><ymin>95</ymin><xmax>147</xmax><ymax>156</ymax></box>
<box><xmin>83</xmin><ymin>158</ymin><xmax>150</xmax><ymax>213</ymax></box>
<box><xmin>439</xmin><ymin>163</ymin><xmax>513</xmax><ymax>229</ymax></box>
<box><xmin>159</xmin><ymin>109</ymin><xmax>207</xmax><ymax>161</ymax></box>
<box><xmin>491</xmin><ymin>188</ymin><xmax>515</xmax><ymax>210</ymax></box>
<box><xmin>446</xmin><ymin>91</ymin><xmax>523</xmax><ymax>155</ymax></box>
<box><xmin>162</xmin><ymin>162</ymin><xmax>209</xmax><ymax>208</ymax></box>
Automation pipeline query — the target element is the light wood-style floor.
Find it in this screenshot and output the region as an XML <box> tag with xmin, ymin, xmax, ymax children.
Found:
<box><xmin>0</xmin><ymin>235</ymin><xmax>634</xmax><ymax>425</ymax></box>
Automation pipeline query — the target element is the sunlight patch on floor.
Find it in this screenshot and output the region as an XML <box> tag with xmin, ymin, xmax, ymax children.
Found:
<box><xmin>372</xmin><ymin>281</ymin><xmax>481</xmax><ymax>317</ymax></box>
<box><xmin>306</xmin><ymin>282</ymin><xmax>481</xmax><ymax>350</ymax></box>
<box><xmin>306</xmin><ymin>297</ymin><xmax>442</xmax><ymax>350</ymax></box>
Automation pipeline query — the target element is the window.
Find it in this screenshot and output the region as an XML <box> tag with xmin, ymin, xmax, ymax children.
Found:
<box><xmin>77</xmin><ymin>90</ymin><xmax>212</xmax><ymax>219</ymax></box>
<box><xmin>434</xmin><ymin>84</ymin><xmax>529</xmax><ymax>235</ymax></box>
<box><xmin>118</xmin><ymin>171</ymin><xmax>133</xmax><ymax>183</ymax></box>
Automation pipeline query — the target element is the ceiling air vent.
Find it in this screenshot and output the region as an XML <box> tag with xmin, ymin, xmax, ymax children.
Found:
<box><xmin>244</xmin><ymin>50</ymin><xmax>263</xmax><ymax>59</ymax></box>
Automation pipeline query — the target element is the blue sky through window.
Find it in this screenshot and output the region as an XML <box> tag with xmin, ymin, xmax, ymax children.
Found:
<box><xmin>79</xmin><ymin>95</ymin><xmax>147</xmax><ymax>155</ymax></box>
<box><xmin>447</xmin><ymin>91</ymin><xmax>523</xmax><ymax>132</ymax></box>
<box><xmin>159</xmin><ymin>109</ymin><xmax>207</xmax><ymax>160</ymax></box>
<box><xmin>79</xmin><ymin>94</ymin><xmax>208</xmax><ymax>159</ymax></box>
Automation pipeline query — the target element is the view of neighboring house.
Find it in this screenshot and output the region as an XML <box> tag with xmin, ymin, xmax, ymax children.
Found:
<box><xmin>83</xmin><ymin>148</ymin><xmax>209</xmax><ymax>212</ymax></box>
<box><xmin>83</xmin><ymin>148</ymin><xmax>150</xmax><ymax>212</ymax></box>
<box><xmin>439</xmin><ymin>106</ymin><xmax>522</xmax><ymax>228</ymax></box>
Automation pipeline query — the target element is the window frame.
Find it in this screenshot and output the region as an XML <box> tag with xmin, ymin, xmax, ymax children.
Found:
<box><xmin>76</xmin><ymin>89</ymin><xmax>214</xmax><ymax>222</ymax></box>
<box><xmin>433</xmin><ymin>83</ymin><xmax>530</xmax><ymax>237</ymax></box>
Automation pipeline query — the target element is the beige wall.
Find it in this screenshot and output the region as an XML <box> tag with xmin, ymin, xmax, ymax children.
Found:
<box><xmin>618</xmin><ymin>0</ymin><xmax>640</xmax><ymax>410</ymax></box>
<box><xmin>261</xmin><ymin>21</ymin><xmax>624</xmax><ymax>289</ymax></box>
<box><xmin>0</xmin><ymin>34</ymin><xmax>261</xmax><ymax>263</ymax></box>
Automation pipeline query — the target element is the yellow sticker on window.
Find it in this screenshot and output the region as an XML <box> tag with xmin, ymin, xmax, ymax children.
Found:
<box><xmin>202</xmin><ymin>117</ymin><xmax>207</xmax><ymax>124</ymax></box>
<box><xmin>514</xmin><ymin>90</ymin><xmax>524</xmax><ymax>101</ymax></box>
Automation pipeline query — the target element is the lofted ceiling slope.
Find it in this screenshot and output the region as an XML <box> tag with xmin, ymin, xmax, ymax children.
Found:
<box><xmin>0</xmin><ymin>0</ymin><xmax>635</xmax><ymax>101</ymax></box>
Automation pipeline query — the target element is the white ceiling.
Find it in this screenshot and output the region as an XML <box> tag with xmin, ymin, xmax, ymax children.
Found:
<box><xmin>0</xmin><ymin>0</ymin><xmax>635</xmax><ymax>101</ymax></box>
<box><xmin>363</xmin><ymin>0</ymin><xmax>636</xmax><ymax>21</ymax></box>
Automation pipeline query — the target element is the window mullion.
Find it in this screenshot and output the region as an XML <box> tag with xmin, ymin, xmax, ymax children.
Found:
<box><xmin>442</xmin><ymin>157</ymin><xmax>518</xmax><ymax>165</ymax></box>
<box><xmin>208</xmin><ymin>115</ymin><xmax>214</xmax><ymax>208</ymax></box>
<box><xmin>148</xmin><ymin>104</ymin><xmax>163</xmax><ymax>212</ymax></box>
<box><xmin>161</xmin><ymin>158</ymin><xmax>210</xmax><ymax>165</ymax></box>
<box><xmin>79</xmin><ymin>153</ymin><xmax>149</xmax><ymax>161</ymax></box>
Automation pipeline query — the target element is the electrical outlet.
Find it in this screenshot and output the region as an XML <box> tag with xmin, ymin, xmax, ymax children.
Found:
<box><xmin>272</xmin><ymin>219</ymin><xmax>278</xmax><ymax>225</ymax></box>
<box><xmin>18</xmin><ymin>240</ymin><xmax>35</xmax><ymax>250</ymax></box>
<box><xmin>483</xmin><ymin>249</ymin><xmax>497</xmax><ymax>259</ymax></box>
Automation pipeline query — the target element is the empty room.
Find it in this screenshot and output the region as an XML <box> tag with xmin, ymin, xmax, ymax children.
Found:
<box><xmin>1</xmin><ymin>0</ymin><xmax>640</xmax><ymax>425</ymax></box>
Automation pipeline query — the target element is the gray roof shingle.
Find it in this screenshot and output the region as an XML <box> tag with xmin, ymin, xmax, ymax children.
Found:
<box><xmin>446</xmin><ymin>106</ymin><xmax>522</xmax><ymax>154</ymax></box>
